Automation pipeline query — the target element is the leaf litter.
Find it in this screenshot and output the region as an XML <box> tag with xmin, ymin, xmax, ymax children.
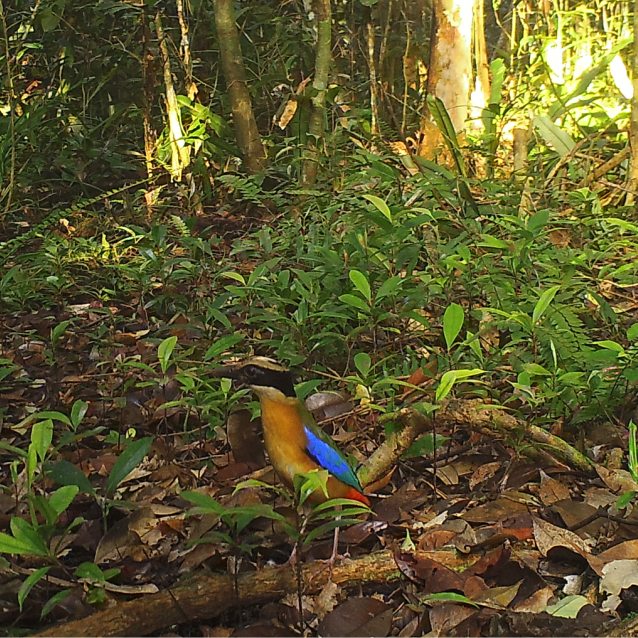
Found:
<box><xmin>2</xmin><ymin>304</ymin><xmax>638</xmax><ymax>636</ymax></box>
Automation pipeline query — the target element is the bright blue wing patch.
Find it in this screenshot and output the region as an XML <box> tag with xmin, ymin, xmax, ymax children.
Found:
<box><xmin>304</xmin><ymin>425</ymin><xmax>363</xmax><ymax>491</ymax></box>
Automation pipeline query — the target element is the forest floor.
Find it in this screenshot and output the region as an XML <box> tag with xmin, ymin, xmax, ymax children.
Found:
<box><xmin>2</xmin><ymin>197</ymin><xmax>638</xmax><ymax>637</ymax></box>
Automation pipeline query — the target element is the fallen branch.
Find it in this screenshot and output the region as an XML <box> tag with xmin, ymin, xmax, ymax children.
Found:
<box><xmin>359</xmin><ymin>399</ymin><xmax>594</xmax><ymax>485</ymax></box>
<box><xmin>36</xmin><ymin>549</ymin><xmax>468</xmax><ymax>637</ymax></box>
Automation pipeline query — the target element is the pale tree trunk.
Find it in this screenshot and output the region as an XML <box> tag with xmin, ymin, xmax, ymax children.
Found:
<box><xmin>141</xmin><ymin>8</ymin><xmax>158</xmax><ymax>217</ymax></box>
<box><xmin>213</xmin><ymin>0</ymin><xmax>266</xmax><ymax>174</ymax></box>
<box><xmin>470</xmin><ymin>0</ymin><xmax>490</xmax><ymax>130</ymax></box>
<box><xmin>628</xmin><ymin>0</ymin><xmax>638</xmax><ymax>205</ymax></box>
<box><xmin>424</xmin><ymin>0</ymin><xmax>474</xmax><ymax>135</ymax></box>
<box><xmin>301</xmin><ymin>0</ymin><xmax>331</xmax><ymax>187</ymax></box>
<box><xmin>156</xmin><ymin>11</ymin><xmax>190</xmax><ymax>181</ymax></box>
<box><xmin>419</xmin><ymin>0</ymin><xmax>475</xmax><ymax>154</ymax></box>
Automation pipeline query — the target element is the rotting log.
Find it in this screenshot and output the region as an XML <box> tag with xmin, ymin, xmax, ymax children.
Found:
<box><xmin>361</xmin><ymin>399</ymin><xmax>594</xmax><ymax>485</ymax></box>
<box><xmin>36</xmin><ymin>549</ymin><xmax>474</xmax><ymax>637</ymax></box>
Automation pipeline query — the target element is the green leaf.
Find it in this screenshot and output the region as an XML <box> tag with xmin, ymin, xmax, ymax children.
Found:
<box><xmin>18</xmin><ymin>567</ymin><xmax>50</xmax><ymax>611</ymax></box>
<box><xmin>50</xmin><ymin>320</ymin><xmax>71</xmax><ymax>347</ymax></box>
<box><xmin>478</xmin><ymin>234</ymin><xmax>509</xmax><ymax>249</ymax></box>
<box><xmin>595</xmin><ymin>340</ymin><xmax>625</xmax><ymax>354</ymax></box>
<box><xmin>443</xmin><ymin>303</ymin><xmax>464</xmax><ymax>350</ymax></box>
<box><xmin>41</xmin><ymin>589</ymin><xmax>72</xmax><ymax>619</ymax></box>
<box><xmin>34</xmin><ymin>411</ymin><xmax>72</xmax><ymax>426</ymax></box>
<box><xmin>616</xmin><ymin>491</ymin><xmax>636</xmax><ymax>509</ymax></box>
<box><xmin>532</xmin><ymin>285</ymin><xmax>560</xmax><ymax>324</ymax></box>
<box><xmin>223</xmin><ymin>271</ymin><xmax>246</xmax><ymax>285</ymax></box>
<box><xmin>158</xmin><ymin>336</ymin><xmax>178</xmax><ymax>374</ymax></box>
<box><xmin>627</xmin><ymin>323</ymin><xmax>638</xmax><ymax>341</ymax></box>
<box><xmin>362</xmin><ymin>194</ymin><xmax>392</xmax><ymax>222</ymax></box>
<box><xmin>354</xmin><ymin>352</ymin><xmax>371</xmax><ymax>378</ymax></box>
<box><xmin>75</xmin><ymin>562</ymin><xmax>107</xmax><ymax>582</ymax></box>
<box><xmin>339</xmin><ymin>294</ymin><xmax>370</xmax><ymax>312</ymax></box>
<box><xmin>533</xmin><ymin>115</ymin><xmax>576</xmax><ymax>157</ymax></box>
<box><xmin>375</xmin><ymin>275</ymin><xmax>402</xmax><ymax>301</ymax></box>
<box><xmin>0</xmin><ymin>532</ymin><xmax>42</xmax><ymax>556</ymax></box>
<box><xmin>203</xmin><ymin>334</ymin><xmax>244</xmax><ymax>361</ymax></box>
<box><xmin>9</xmin><ymin>518</ymin><xmax>49</xmax><ymax>557</ymax></box>
<box><xmin>349</xmin><ymin>270</ymin><xmax>372</xmax><ymax>302</ymax></box>
<box><xmin>436</xmin><ymin>369</ymin><xmax>484</xmax><ymax>403</ymax></box>
<box><xmin>403</xmin><ymin>433</ymin><xmax>449</xmax><ymax>459</ymax></box>
<box><xmin>31</xmin><ymin>419</ymin><xmax>53</xmax><ymax>462</ymax></box>
<box><xmin>182</xmin><ymin>491</ymin><xmax>224</xmax><ymax>515</ymax></box>
<box><xmin>70</xmin><ymin>400</ymin><xmax>88</xmax><ymax>429</ymax></box>
<box><xmin>105</xmin><ymin>437</ymin><xmax>153</xmax><ymax>497</ymax></box>
<box><xmin>48</xmin><ymin>460</ymin><xmax>95</xmax><ymax>494</ymax></box>
<box><xmin>48</xmin><ymin>485</ymin><xmax>79</xmax><ymax>517</ymax></box>
<box><xmin>545</xmin><ymin>594</ymin><xmax>589</xmax><ymax>618</ymax></box>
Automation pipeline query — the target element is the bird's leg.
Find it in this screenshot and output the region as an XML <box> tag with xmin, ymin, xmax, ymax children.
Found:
<box><xmin>328</xmin><ymin>522</ymin><xmax>340</xmax><ymax>567</ymax></box>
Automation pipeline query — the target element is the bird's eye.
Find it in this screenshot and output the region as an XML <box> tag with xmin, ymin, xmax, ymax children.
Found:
<box><xmin>243</xmin><ymin>365</ymin><xmax>259</xmax><ymax>378</ymax></box>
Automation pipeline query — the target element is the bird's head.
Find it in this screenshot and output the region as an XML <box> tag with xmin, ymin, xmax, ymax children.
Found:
<box><xmin>211</xmin><ymin>356</ymin><xmax>296</xmax><ymax>402</ymax></box>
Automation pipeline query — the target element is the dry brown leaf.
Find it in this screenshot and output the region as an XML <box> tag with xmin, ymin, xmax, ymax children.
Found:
<box><xmin>318</xmin><ymin>597</ymin><xmax>393</xmax><ymax>637</ymax></box>
<box><xmin>469</xmin><ymin>461</ymin><xmax>502</xmax><ymax>490</ymax></box>
<box><xmin>600</xmin><ymin>559</ymin><xmax>638</xmax><ymax>611</ymax></box>
<box><xmin>513</xmin><ymin>585</ymin><xmax>556</xmax><ymax>613</ymax></box>
<box><xmin>462</xmin><ymin>498</ymin><xmax>529</xmax><ymax>524</ymax></box>
<box><xmin>595</xmin><ymin>464</ymin><xmax>638</xmax><ymax>493</ymax></box>
<box><xmin>538</xmin><ymin>470</ymin><xmax>571</xmax><ymax>505</ymax></box>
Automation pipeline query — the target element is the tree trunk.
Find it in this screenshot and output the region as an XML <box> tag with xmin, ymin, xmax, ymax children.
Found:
<box><xmin>301</xmin><ymin>0</ymin><xmax>332</xmax><ymax>186</ymax></box>
<box><xmin>213</xmin><ymin>0</ymin><xmax>266</xmax><ymax>174</ymax></box>
<box><xmin>627</xmin><ymin>0</ymin><xmax>638</xmax><ymax>205</ymax></box>
<box><xmin>426</xmin><ymin>0</ymin><xmax>474</xmax><ymax>133</ymax></box>
<box><xmin>470</xmin><ymin>0</ymin><xmax>490</xmax><ymax>131</ymax></box>
<box><xmin>156</xmin><ymin>11</ymin><xmax>190</xmax><ymax>181</ymax></box>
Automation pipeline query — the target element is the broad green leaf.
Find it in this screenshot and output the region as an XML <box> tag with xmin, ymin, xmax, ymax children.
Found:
<box><xmin>627</xmin><ymin>323</ymin><xmax>638</xmax><ymax>341</ymax></box>
<box><xmin>48</xmin><ymin>485</ymin><xmax>79</xmax><ymax>517</ymax></box>
<box><xmin>158</xmin><ymin>336</ymin><xmax>178</xmax><ymax>374</ymax></box>
<box><xmin>532</xmin><ymin>285</ymin><xmax>560</xmax><ymax>324</ymax></box>
<box><xmin>34</xmin><ymin>411</ymin><xmax>71</xmax><ymax>426</ymax></box>
<box><xmin>182</xmin><ymin>491</ymin><xmax>224</xmax><ymax>515</ymax></box>
<box><xmin>18</xmin><ymin>566</ymin><xmax>50</xmax><ymax>611</ymax></box>
<box><xmin>533</xmin><ymin>115</ymin><xmax>576</xmax><ymax>157</ymax></box>
<box><xmin>31</xmin><ymin>419</ymin><xmax>53</xmax><ymax>462</ymax></box>
<box><xmin>363</xmin><ymin>194</ymin><xmax>392</xmax><ymax>222</ymax></box>
<box><xmin>0</xmin><ymin>532</ymin><xmax>42</xmax><ymax>556</ymax></box>
<box><xmin>595</xmin><ymin>340</ymin><xmax>625</xmax><ymax>354</ymax></box>
<box><xmin>223</xmin><ymin>271</ymin><xmax>246</xmax><ymax>285</ymax></box>
<box><xmin>376</xmin><ymin>275</ymin><xmax>402</xmax><ymax>301</ymax></box>
<box><xmin>523</xmin><ymin>363</ymin><xmax>552</xmax><ymax>376</ymax></box>
<box><xmin>9</xmin><ymin>518</ymin><xmax>49</xmax><ymax>557</ymax></box>
<box><xmin>478</xmin><ymin>234</ymin><xmax>509</xmax><ymax>249</ymax></box>
<box><xmin>349</xmin><ymin>270</ymin><xmax>372</xmax><ymax>302</ymax></box>
<box><xmin>443</xmin><ymin>303</ymin><xmax>464</xmax><ymax>350</ymax></box>
<box><xmin>70</xmin><ymin>400</ymin><xmax>88</xmax><ymax>429</ymax></box>
<box><xmin>403</xmin><ymin>433</ymin><xmax>449</xmax><ymax>459</ymax></box>
<box><xmin>616</xmin><ymin>491</ymin><xmax>636</xmax><ymax>509</ymax></box>
<box><xmin>203</xmin><ymin>334</ymin><xmax>244</xmax><ymax>361</ymax></box>
<box><xmin>339</xmin><ymin>293</ymin><xmax>369</xmax><ymax>312</ymax></box>
<box><xmin>436</xmin><ymin>369</ymin><xmax>484</xmax><ymax>403</ymax></box>
<box><xmin>294</xmin><ymin>470</ymin><xmax>329</xmax><ymax>506</ymax></box>
<box><xmin>105</xmin><ymin>437</ymin><xmax>153</xmax><ymax>497</ymax></box>
<box><xmin>48</xmin><ymin>460</ymin><xmax>95</xmax><ymax>494</ymax></box>
<box><xmin>50</xmin><ymin>320</ymin><xmax>71</xmax><ymax>347</ymax></box>
<box><xmin>545</xmin><ymin>594</ymin><xmax>589</xmax><ymax>618</ymax></box>
<box><xmin>354</xmin><ymin>352</ymin><xmax>371</xmax><ymax>378</ymax></box>
<box><xmin>75</xmin><ymin>562</ymin><xmax>108</xmax><ymax>582</ymax></box>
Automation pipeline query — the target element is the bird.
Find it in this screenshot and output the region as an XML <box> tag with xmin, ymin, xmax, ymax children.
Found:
<box><xmin>212</xmin><ymin>356</ymin><xmax>370</xmax><ymax>508</ymax></box>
